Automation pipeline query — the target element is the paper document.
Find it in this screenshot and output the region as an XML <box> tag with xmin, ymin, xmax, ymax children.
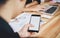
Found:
<box><xmin>9</xmin><ymin>12</ymin><xmax>46</xmax><ymax>32</ymax></box>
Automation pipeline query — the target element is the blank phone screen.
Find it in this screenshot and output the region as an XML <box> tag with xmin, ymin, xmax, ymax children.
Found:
<box><xmin>29</xmin><ymin>16</ymin><xmax>40</xmax><ymax>31</ymax></box>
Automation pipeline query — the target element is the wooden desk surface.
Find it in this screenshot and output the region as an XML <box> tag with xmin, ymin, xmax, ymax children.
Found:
<box><xmin>13</xmin><ymin>2</ymin><xmax>60</xmax><ymax>38</ymax></box>
<box><xmin>23</xmin><ymin>2</ymin><xmax>60</xmax><ymax>38</ymax></box>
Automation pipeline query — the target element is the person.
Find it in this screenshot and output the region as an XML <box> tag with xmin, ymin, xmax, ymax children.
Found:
<box><xmin>0</xmin><ymin>0</ymin><xmax>37</xmax><ymax>38</ymax></box>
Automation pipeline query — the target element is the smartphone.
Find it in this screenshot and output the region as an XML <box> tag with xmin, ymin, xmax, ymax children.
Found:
<box><xmin>28</xmin><ymin>14</ymin><xmax>41</xmax><ymax>32</ymax></box>
<box><xmin>45</xmin><ymin>6</ymin><xmax>58</xmax><ymax>15</ymax></box>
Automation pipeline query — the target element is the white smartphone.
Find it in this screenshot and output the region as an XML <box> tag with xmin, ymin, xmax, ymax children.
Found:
<box><xmin>28</xmin><ymin>14</ymin><xmax>41</xmax><ymax>32</ymax></box>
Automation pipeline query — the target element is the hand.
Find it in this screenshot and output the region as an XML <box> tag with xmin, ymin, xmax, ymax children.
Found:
<box><xmin>18</xmin><ymin>24</ymin><xmax>34</xmax><ymax>37</ymax></box>
<box><xmin>25</xmin><ymin>1</ymin><xmax>38</xmax><ymax>8</ymax></box>
<box><xmin>23</xmin><ymin>5</ymin><xmax>45</xmax><ymax>12</ymax></box>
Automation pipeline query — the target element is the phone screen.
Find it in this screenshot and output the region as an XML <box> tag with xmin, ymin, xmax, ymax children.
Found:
<box><xmin>28</xmin><ymin>15</ymin><xmax>41</xmax><ymax>32</ymax></box>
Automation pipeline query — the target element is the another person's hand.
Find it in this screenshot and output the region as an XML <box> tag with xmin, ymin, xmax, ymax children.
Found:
<box><xmin>25</xmin><ymin>1</ymin><xmax>38</xmax><ymax>8</ymax></box>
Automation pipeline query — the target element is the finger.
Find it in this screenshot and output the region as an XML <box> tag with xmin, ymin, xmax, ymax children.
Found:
<box><xmin>24</xmin><ymin>24</ymin><xmax>34</xmax><ymax>28</ymax></box>
<box><xmin>21</xmin><ymin>24</ymin><xmax>34</xmax><ymax>31</ymax></box>
<box><xmin>22</xmin><ymin>24</ymin><xmax>33</xmax><ymax>30</ymax></box>
<box><xmin>29</xmin><ymin>24</ymin><xmax>34</xmax><ymax>27</ymax></box>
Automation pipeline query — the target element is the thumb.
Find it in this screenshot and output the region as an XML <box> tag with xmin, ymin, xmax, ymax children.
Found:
<box><xmin>23</xmin><ymin>24</ymin><xmax>34</xmax><ymax>30</ymax></box>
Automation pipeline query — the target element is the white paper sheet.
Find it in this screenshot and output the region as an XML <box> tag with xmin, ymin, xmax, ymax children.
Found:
<box><xmin>9</xmin><ymin>12</ymin><xmax>46</xmax><ymax>32</ymax></box>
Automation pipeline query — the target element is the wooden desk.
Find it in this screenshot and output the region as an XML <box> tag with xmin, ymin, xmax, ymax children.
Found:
<box><xmin>23</xmin><ymin>2</ymin><xmax>60</xmax><ymax>38</ymax></box>
<box><xmin>13</xmin><ymin>2</ymin><xmax>60</xmax><ymax>38</ymax></box>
